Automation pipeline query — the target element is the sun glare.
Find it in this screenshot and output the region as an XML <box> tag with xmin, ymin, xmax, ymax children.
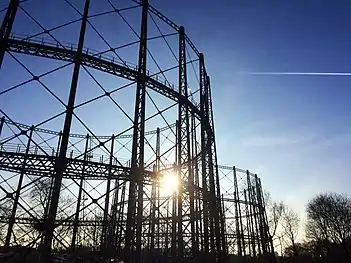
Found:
<box><xmin>160</xmin><ymin>172</ymin><xmax>179</xmax><ymax>196</ymax></box>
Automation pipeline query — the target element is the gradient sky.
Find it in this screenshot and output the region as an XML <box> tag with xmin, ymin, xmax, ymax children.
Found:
<box><xmin>1</xmin><ymin>0</ymin><xmax>350</xmax><ymax>218</ymax></box>
<box><xmin>154</xmin><ymin>0</ymin><xmax>351</xmax><ymax>215</ymax></box>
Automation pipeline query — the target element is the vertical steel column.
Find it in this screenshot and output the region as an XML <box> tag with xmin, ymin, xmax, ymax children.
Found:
<box><xmin>258</xmin><ymin>178</ymin><xmax>274</xmax><ymax>256</ymax></box>
<box><xmin>0</xmin><ymin>117</ymin><xmax>5</xmax><ymax>139</ymax></box>
<box><xmin>149</xmin><ymin>127</ymin><xmax>159</xmax><ymax>249</ymax></box>
<box><xmin>251</xmin><ymin>184</ymin><xmax>262</xmax><ymax>255</ymax></box>
<box><xmin>92</xmin><ymin>215</ymin><xmax>97</xmax><ymax>246</ymax></box>
<box><xmin>204</xmin><ymin>80</ymin><xmax>216</xmax><ymax>255</ymax></box>
<box><xmin>171</xmin><ymin>191</ymin><xmax>177</xmax><ymax>257</ymax></box>
<box><xmin>165</xmin><ymin>199</ymin><xmax>170</xmax><ymax>250</ymax></box>
<box><xmin>233</xmin><ymin>167</ymin><xmax>242</xmax><ymax>256</ymax></box>
<box><xmin>71</xmin><ymin>134</ymin><xmax>90</xmax><ymax>252</ymax></box>
<box><xmin>244</xmin><ymin>189</ymin><xmax>251</xmax><ymax>255</ymax></box>
<box><xmin>40</xmin><ymin>1</ymin><xmax>90</xmax><ymax>261</ymax></box>
<box><xmin>5</xmin><ymin>126</ymin><xmax>33</xmax><ymax>248</ymax></box>
<box><xmin>246</xmin><ymin>171</ymin><xmax>256</xmax><ymax>256</ymax></box>
<box><xmin>125</xmin><ymin>0</ymin><xmax>148</xmax><ymax>260</ymax></box>
<box><xmin>0</xmin><ymin>117</ymin><xmax>3</xmax><ymax>155</ymax></box>
<box><xmin>206</xmin><ymin>75</ymin><xmax>225</xmax><ymax>259</ymax></box>
<box><xmin>191</xmin><ymin>114</ymin><xmax>201</xmax><ymax>249</ymax></box>
<box><xmin>117</xmin><ymin>182</ymin><xmax>126</xmax><ymax>251</ymax></box>
<box><xmin>235</xmin><ymin>167</ymin><xmax>246</xmax><ymax>256</ymax></box>
<box><xmin>0</xmin><ymin>0</ymin><xmax>18</xmax><ymax>68</ymax></box>
<box><xmin>155</xmin><ymin>127</ymin><xmax>160</xmax><ymax>248</ymax></box>
<box><xmin>221</xmin><ymin>193</ymin><xmax>227</xmax><ymax>255</ymax></box>
<box><xmin>101</xmin><ymin>135</ymin><xmax>115</xmax><ymax>252</ymax></box>
<box><xmin>171</xmin><ymin>121</ymin><xmax>178</xmax><ymax>258</ymax></box>
<box><xmin>56</xmin><ymin>131</ymin><xmax>62</xmax><ymax>157</ymax></box>
<box><xmin>177</xmin><ymin>25</ymin><xmax>195</xmax><ymax>257</ymax></box>
<box><xmin>108</xmin><ymin>178</ymin><xmax>120</xmax><ymax>249</ymax></box>
<box><xmin>42</xmin><ymin>174</ymin><xmax>55</xmax><ymax>245</ymax></box>
<box><xmin>199</xmin><ymin>53</ymin><xmax>210</xmax><ymax>255</ymax></box>
<box><xmin>149</xmin><ymin>164</ymin><xmax>157</xmax><ymax>249</ymax></box>
<box><xmin>255</xmin><ymin>174</ymin><xmax>267</xmax><ymax>254</ymax></box>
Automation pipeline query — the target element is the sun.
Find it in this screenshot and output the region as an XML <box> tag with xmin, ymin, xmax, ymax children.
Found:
<box><xmin>160</xmin><ymin>172</ymin><xmax>179</xmax><ymax>196</ymax></box>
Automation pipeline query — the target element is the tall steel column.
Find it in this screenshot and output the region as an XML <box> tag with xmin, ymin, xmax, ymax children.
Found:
<box><xmin>199</xmin><ymin>53</ymin><xmax>210</xmax><ymax>254</ymax></box>
<box><xmin>71</xmin><ymin>134</ymin><xmax>90</xmax><ymax>252</ymax></box>
<box><xmin>108</xmin><ymin>177</ymin><xmax>120</xmax><ymax>250</ymax></box>
<box><xmin>40</xmin><ymin>1</ymin><xmax>90</xmax><ymax>262</ymax></box>
<box><xmin>172</xmin><ymin>121</ymin><xmax>178</xmax><ymax>258</ymax></box>
<box><xmin>258</xmin><ymin>177</ymin><xmax>275</xmax><ymax>256</ymax></box>
<box><xmin>191</xmin><ymin>114</ymin><xmax>202</xmax><ymax>250</ymax></box>
<box><xmin>206</xmin><ymin>76</ymin><xmax>226</xmax><ymax>259</ymax></box>
<box><xmin>0</xmin><ymin>117</ymin><xmax>4</xmax><ymax>138</ymax></box>
<box><xmin>177</xmin><ymin>25</ymin><xmax>196</xmax><ymax>257</ymax></box>
<box><xmin>117</xmin><ymin>182</ymin><xmax>126</xmax><ymax>251</ymax></box>
<box><xmin>251</xmin><ymin>181</ymin><xmax>262</xmax><ymax>255</ymax></box>
<box><xmin>255</xmin><ymin>174</ymin><xmax>267</xmax><ymax>254</ymax></box>
<box><xmin>5</xmin><ymin>126</ymin><xmax>33</xmax><ymax>248</ymax></box>
<box><xmin>200</xmin><ymin>53</ymin><xmax>225</xmax><ymax>260</ymax></box>
<box><xmin>246</xmin><ymin>171</ymin><xmax>256</xmax><ymax>256</ymax></box>
<box><xmin>233</xmin><ymin>166</ymin><xmax>243</xmax><ymax>256</ymax></box>
<box><xmin>155</xmin><ymin>127</ymin><xmax>160</xmax><ymax>249</ymax></box>
<box><xmin>149</xmin><ymin>161</ymin><xmax>157</xmax><ymax>249</ymax></box>
<box><xmin>203</xmin><ymin>77</ymin><xmax>216</xmax><ymax>254</ymax></box>
<box><xmin>0</xmin><ymin>0</ymin><xmax>18</xmax><ymax>68</ymax></box>
<box><xmin>244</xmin><ymin>189</ymin><xmax>251</xmax><ymax>255</ymax></box>
<box><xmin>148</xmin><ymin>127</ymin><xmax>160</xmax><ymax>249</ymax></box>
<box><xmin>125</xmin><ymin>0</ymin><xmax>148</xmax><ymax>261</ymax></box>
<box><xmin>101</xmin><ymin>135</ymin><xmax>115</xmax><ymax>253</ymax></box>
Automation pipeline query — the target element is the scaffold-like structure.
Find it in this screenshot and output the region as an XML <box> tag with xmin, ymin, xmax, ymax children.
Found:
<box><xmin>0</xmin><ymin>0</ymin><xmax>274</xmax><ymax>262</ymax></box>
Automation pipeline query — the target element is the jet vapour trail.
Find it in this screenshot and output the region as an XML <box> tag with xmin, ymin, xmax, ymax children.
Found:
<box><xmin>236</xmin><ymin>72</ymin><xmax>351</xmax><ymax>76</ymax></box>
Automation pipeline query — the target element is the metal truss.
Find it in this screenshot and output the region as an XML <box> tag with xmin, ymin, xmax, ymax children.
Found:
<box><xmin>0</xmin><ymin>151</ymin><xmax>138</xmax><ymax>181</ymax></box>
<box><xmin>6</xmin><ymin>37</ymin><xmax>201</xmax><ymax>117</ymax></box>
<box><xmin>0</xmin><ymin>0</ymin><xmax>18</xmax><ymax>66</ymax></box>
<box><xmin>0</xmin><ymin>119</ymin><xmax>274</xmax><ymax>261</ymax></box>
<box><xmin>219</xmin><ymin>166</ymin><xmax>275</xmax><ymax>258</ymax></box>
<box><xmin>0</xmin><ymin>0</ymin><xmax>275</xmax><ymax>262</ymax></box>
<box><xmin>125</xmin><ymin>0</ymin><xmax>148</xmax><ymax>261</ymax></box>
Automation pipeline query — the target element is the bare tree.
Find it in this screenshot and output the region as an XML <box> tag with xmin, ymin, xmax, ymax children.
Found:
<box><xmin>0</xmin><ymin>201</ymin><xmax>12</xmax><ymax>245</ymax></box>
<box><xmin>29</xmin><ymin>177</ymin><xmax>52</xmax><ymax>217</ymax></box>
<box><xmin>264</xmin><ymin>191</ymin><xmax>286</xmax><ymax>254</ymax></box>
<box><xmin>264</xmin><ymin>191</ymin><xmax>285</xmax><ymax>239</ymax></box>
<box><xmin>284</xmin><ymin>242</ymin><xmax>314</xmax><ymax>258</ymax></box>
<box><xmin>306</xmin><ymin>192</ymin><xmax>351</xmax><ymax>255</ymax></box>
<box><xmin>27</xmin><ymin>177</ymin><xmax>74</xmax><ymax>248</ymax></box>
<box><xmin>282</xmin><ymin>207</ymin><xmax>300</xmax><ymax>256</ymax></box>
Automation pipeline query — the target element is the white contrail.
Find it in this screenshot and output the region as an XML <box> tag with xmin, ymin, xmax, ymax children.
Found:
<box><xmin>236</xmin><ymin>72</ymin><xmax>351</xmax><ymax>76</ymax></box>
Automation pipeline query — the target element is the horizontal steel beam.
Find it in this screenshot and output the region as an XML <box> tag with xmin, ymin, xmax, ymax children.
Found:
<box><xmin>0</xmin><ymin>151</ymin><xmax>153</xmax><ymax>181</ymax></box>
<box><xmin>2</xmin><ymin>119</ymin><xmax>176</xmax><ymax>139</ymax></box>
<box><xmin>6</xmin><ymin>37</ymin><xmax>201</xmax><ymax>118</ymax></box>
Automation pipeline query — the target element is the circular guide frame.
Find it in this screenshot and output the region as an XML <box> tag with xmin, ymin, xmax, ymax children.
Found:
<box><xmin>0</xmin><ymin>0</ymin><xmax>274</xmax><ymax>261</ymax></box>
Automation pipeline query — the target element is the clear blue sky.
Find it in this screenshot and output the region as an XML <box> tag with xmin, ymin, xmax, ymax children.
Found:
<box><xmin>157</xmin><ymin>0</ymin><xmax>351</xmax><ymax>212</ymax></box>
<box><xmin>1</xmin><ymin>0</ymin><xmax>350</xmax><ymax>214</ymax></box>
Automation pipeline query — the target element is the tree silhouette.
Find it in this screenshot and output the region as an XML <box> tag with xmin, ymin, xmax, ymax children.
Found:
<box><xmin>27</xmin><ymin>177</ymin><xmax>74</xmax><ymax>249</ymax></box>
<box><xmin>264</xmin><ymin>191</ymin><xmax>285</xmax><ymax>239</ymax></box>
<box><xmin>264</xmin><ymin>191</ymin><xmax>285</xmax><ymax>253</ymax></box>
<box><xmin>284</xmin><ymin>242</ymin><xmax>314</xmax><ymax>258</ymax></box>
<box><xmin>282</xmin><ymin>207</ymin><xmax>300</xmax><ymax>256</ymax></box>
<box><xmin>306</xmin><ymin>192</ymin><xmax>351</xmax><ymax>256</ymax></box>
<box><xmin>0</xmin><ymin>200</ymin><xmax>12</xmax><ymax>245</ymax></box>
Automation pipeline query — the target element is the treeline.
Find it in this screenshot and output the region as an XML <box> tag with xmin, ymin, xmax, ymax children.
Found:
<box><xmin>266</xmin><ymin>192</ymin><xmax>351</xmax><ymax>262</ymax></box>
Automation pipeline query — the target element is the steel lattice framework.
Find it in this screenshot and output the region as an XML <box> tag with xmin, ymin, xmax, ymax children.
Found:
<box><xmin>0</xmin><ymin>0</ymin><xmax>274</xmax><ymax>262</ymax></box>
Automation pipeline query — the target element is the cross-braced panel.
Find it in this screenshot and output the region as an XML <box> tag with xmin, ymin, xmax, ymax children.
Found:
<box><xmin>218</xmin><ymin>165</ymin><xmax>273</xmax><ymax>258</ymax></box>
<box><xmin>0</xmin><ymin>0</ymin><xmax>227</xmax><ymax>262</ymax></box>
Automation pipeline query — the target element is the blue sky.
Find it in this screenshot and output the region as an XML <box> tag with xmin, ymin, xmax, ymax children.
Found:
<box><xmin>155</xmin><ymin>0</ymin><xmax>351</xmax><ymax>213</ymax></box>
<box><xmin>1</xmin><ymin>0</ymin><xmax>350</xmax><ymax>216</ymax></box>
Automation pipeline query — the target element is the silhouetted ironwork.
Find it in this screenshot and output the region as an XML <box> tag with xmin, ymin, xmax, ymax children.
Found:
<box><xmin>0</xmin><ymin>0</ymin><xmax>274</xmax><ymax>262</ymax></box>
